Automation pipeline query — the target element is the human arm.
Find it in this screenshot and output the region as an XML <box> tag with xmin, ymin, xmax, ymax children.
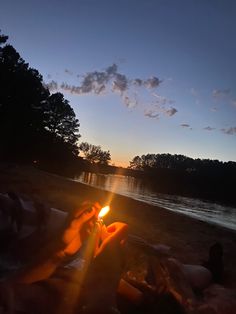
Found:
<box><xmin>6</xmin><ymin>202</ymin><xmax>99</xmax><ymax>285</ymax></box>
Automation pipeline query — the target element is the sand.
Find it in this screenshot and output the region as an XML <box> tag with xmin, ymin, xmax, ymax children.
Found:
<box><xmin>0</xmin><ymin>163</ymin><xmax>236</xmax><ymax>288</ymax></box>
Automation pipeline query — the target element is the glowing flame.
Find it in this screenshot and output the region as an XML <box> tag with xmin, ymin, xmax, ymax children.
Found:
<box><xmin>98</xmin><ymin>205</ymin><xmax>110</xmax><ymax>218</ymax></box>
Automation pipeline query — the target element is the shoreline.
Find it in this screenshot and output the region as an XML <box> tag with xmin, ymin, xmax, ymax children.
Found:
<box><xmin>40</xmin><ymin>169</ymin><xmax>236</xmax><ymax>233</ymax></box>
<box><xmin>1</xmin><ymin>164</ymin><xmax>236</xmax><ymax>288</ymax></box>
<box><xmin>71</xmin><ymin>176</ymin><xmax>236</xmax><ymax>234</ymax></box>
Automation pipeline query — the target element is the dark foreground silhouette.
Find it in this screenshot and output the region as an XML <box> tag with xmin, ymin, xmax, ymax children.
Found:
<box><xmin>1</xmin><ymin>192</ymin><xmax>236</xmax><ymax>313</ymax></box>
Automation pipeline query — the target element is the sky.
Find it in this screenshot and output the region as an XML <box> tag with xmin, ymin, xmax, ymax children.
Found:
<box><xmin>1</xmin><ymin>0</ymin><xmax>236</xmax><ymax>167</ymax></box>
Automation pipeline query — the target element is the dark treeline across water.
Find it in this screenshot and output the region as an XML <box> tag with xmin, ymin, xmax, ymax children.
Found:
<box><xmin>128</xmin><ymin>154</ymin><xmax>236</xmax><ymax>207</ymax></box>
<box><xmin>74</xmin><ymin>158</ymin><xmax>236</xmax><ymax>207</ymax></box>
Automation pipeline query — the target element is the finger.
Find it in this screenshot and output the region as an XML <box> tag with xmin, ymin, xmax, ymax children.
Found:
<box><xmin>69</xmin><ymin>201</ymin><xmax>101</xmax><ymax>221</ymax></box>
<box><xmin>106</xmin><ymin>222</ymin><xmax>128</xmax><ymax>234</ymax></box>
<box><xmin>96</xmin><ymin>223</ymin><xmax>128</xmax><ymax>256</ymax></box>
<box><xmin>71</xmin><ymin>201</ymin><xmax>95</xmax><ymax>218</ymax></box>
<box><xmin>107</xmin><ymin>222</ymin><xmax>128</xmax><ymax>240</ymax></box>
<box><xmin>92</xmin><ymin>202</ymin><xmax>102</xmax><ymax>214</ymax></box>
<box><xmin>70</xmin><ymin>207</ymin><xmax>96</xmax><ymax>229</ymax></box>
<box><xmin>100</xmin><ymin>224</ymin><xmax>109</xmax><ymax>241</ymax></box>
<box><xmin>63</xmin><ymin>208</ymin><xmax>96</xmax><ymax>244</ymax></box>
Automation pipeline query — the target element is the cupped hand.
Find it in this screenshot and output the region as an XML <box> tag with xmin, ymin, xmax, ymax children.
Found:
<box><xmin>81</xmin><ymin>222</ymin><xmax>128</xmax><ymax>312</ymax></box>
<box><xmin>59</xmin><ymin>202</ymin><xmax>101</xmax><ymax>256</ymax></box>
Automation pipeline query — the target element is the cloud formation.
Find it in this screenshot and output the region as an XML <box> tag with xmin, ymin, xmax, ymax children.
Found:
<box><xmin>144</xmin><ymin>109</ymin><xmax>159</xmax><ymax>119</ymax></box>
<box><xmin>112</xmin><ymin>73</ymin><xmax>128</xmax><ymax>93</ymax></box>
<box><xmin>143</xmin><ymin>105</ymin><xmax>178</xmax><ymax>119</ymax></box>
<box><xmin>65</xmin><ymin>69</ymin><xmax>73</xmax><ymax>75</ymax></box>
<box><xmin>47</xmin><ymin>64</ymin><xmax>163</xmax><ymax>97</ymax></box>
<box><xmin>203</xmin><ymin>126</ymin><xmax>215</xmax><ymax>131</ymax></box>
<box><xmin>180</xmin><ymin>124</ymin><xmax>190</xmax><ymax>128</ymax></box>
<box><xmin>212</xmin><ymin>89</ymin><xmax>230</xmax><ymax>98</ymax></box>
<box><xmin>221</xmin><ymin>127</ymin><xmax>236</xmax><ymax>135</ymax></box>
<box><xmin>46</xmin><ymin>63</ymin><xmax>178</xmax><ymax>120</ymax></box>
<box><xmin>144</xmin><ymin>76</ymin><xmax>162</xmax><ymax>89</ymax></box>
<box><xmin>152</xmin><ymin>93</ymin><xmax>174</xmax><ymax>106</ymax></box>
<box><xmin>46</xmin><ymin>64</ymin><xmax>162</xmax><ymax>95</ymax></box>
<box><xmin>123</xmin><ymin>95</ymin><xmax>137</xmax><ymax>108</ymax></box>
<box><xmin>165</xmin><ymin>107</ymin><xmax>178</xmax><ymax>116</ymax></box>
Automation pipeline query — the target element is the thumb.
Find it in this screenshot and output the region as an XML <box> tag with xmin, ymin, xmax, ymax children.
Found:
<box><xmin>95</xmin><ymin>223</ymin><xmax>128</xmax><ymax>257</ymax></box>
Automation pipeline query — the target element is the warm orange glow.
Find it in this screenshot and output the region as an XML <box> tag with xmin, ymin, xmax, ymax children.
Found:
<box><xmin>98</xmin><ymin>205</ymin><xmax>110</xmax><ymax>218</ymax></box>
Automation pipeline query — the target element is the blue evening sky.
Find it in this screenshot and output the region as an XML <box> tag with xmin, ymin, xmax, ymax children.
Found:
<box><xmin>1</xmin><ymin>0</ymin><xmax>236</xmax><ymax>166</ymax></box>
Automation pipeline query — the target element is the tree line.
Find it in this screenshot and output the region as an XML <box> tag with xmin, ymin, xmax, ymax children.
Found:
<box><xmin>129</xmin><ymin>153</ymin><xmax>236</xmax><ymax>206</ymax></box>
<box><xmin>129</xmin><ymin>153</ymin><xmax>236</xmax><ymax>175</ymax></box>
<box><xmin>0</xmin><ymin>31</ymin><xmax>111</xmax><ymax>173</ymax></box>
<box><xmin>79</xmin><ymin>142</ymin><xmax>111</xmax><ymax>165</ymax></box>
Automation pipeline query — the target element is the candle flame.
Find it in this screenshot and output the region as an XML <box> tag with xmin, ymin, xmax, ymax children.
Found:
<box><xmin>98</xmin><ymin>205</ymin><xmax>110</xmax><ymax>218</ymax></box>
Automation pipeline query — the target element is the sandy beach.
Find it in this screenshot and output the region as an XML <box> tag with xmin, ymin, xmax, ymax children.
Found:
<box><xmin>1</xmin><ymin>164</ymin><xmax>236</xmax><ymax>289</ymax></box>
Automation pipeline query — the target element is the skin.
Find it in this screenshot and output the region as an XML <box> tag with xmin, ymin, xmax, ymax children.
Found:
<box><xmin>0</xmin><ymin>202</ymin><xmax>128</xmax><ymax>313</ymax></box>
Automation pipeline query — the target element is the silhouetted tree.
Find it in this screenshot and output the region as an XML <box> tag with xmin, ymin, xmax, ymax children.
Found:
<box><xmin>0</xmin><ymin>31</ymin><xmax>8</xmax><ymax>45</ymax></box>
<box><xmin>79</xmin><ymin>142</ymin><xmax>111</xmax><ymax>165</ymax></box>
<box><xmin>0</xmin><ymin>31</ymin><xmax>81</xmax><ymax>167</ymax></box>
<box><xmin>129</xmin><ymin>156</ymin><xmax>143</xmax><ymax>170</ymax></box>
<box><xmin>44</xmin><ymin>92</ymin><xmax>80</xmax><ymax>155</ymax></box>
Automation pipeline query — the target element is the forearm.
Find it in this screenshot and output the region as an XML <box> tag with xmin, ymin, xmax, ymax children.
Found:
<box><xmin>7</xmin><ymin>251</ymin><xmax>65</xmax><ymax>285</ymax></box>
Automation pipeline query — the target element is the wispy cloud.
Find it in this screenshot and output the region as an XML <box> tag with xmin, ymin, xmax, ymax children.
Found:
<box><xmin>144</xmin><ymin>109</ymin><xmax>159</xmax><ymax>119</ymax></box>
<box><xmin>221</xmin><ymin>127</ymin><xmax>236</xmax><ymax>135</ymax></box>
<box><xmin>46</xmin><ymin>63</ymin><xmax>178</xmax><ymax>120</ymax></box>
<box><xmin>65</xmin><ymin>69</ymin><xmax>73</xmax><ymax>75</ymax></box>
<box><xmin>203</xmin><ymin>126</ymin><xmax>215</xmax><ymax>131</ymax></box>
<box><xmin>47</xmin><ymin>63</ymin><xmax>162</xmax><ymax>97</ymax></box>
<box><xmin>123</xmin><ymin>95</ymin><xmax>137</xmax><ymax>108</ymax></box>
<box><xmin>143</xmin><ymin>105</ymin><xmax>177</xmax><ymax>120</ymax></box>
<box><xmin>112</xmin><ymin>73</ymin><xmax>128</xmax><ymax>94</ymax></box>
<box><xmin>144</xmin><ymin>77</ymin><xmax>162</xmax><ymax>89</ymax></box>
<box><xmin>152</xmin><ymin>93</ymin><xmax>175</xmax><ymax>106</ymax></box>
<box><xmin>212</xmin><ymin>88</ymin><xmax>230</xmax><ymax>98</ymax></box>
<box><xmin>190</xmin><ymin>87</ymin><xmax>202</xmax><ymax>106</ymax></box>
<box><xmin>210</xmin><ymin>107</ymin><xmax>218</xmax><ymax>112</ymax></box>
<box><xmin>190</xmin><ymin>87</ymin><xmax>198</xmax><ymax>97</ymax></box>
<box><xmin>180</xmin><ymin>123</ymin><xmax>190</xmax><ymax>128</ymax></box>
<box><xmin>132</xmin><ymin>78</ymin><xmax>143</xmax><ymax>87</ymax></box>
<box><xmin>164</xmin><ymin>107</ymin><xmax>178</xmax><ymax>116</ymax></box>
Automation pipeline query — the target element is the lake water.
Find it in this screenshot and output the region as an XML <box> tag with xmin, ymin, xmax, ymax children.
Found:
<box><xmin>75</xmin><ymin>172</ymin><xmax>236</xmax><ymax>232</ymax></box>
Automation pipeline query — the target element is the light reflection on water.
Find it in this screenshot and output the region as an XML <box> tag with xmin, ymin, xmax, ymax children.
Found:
<box><xmin>75</xmin><ymin>172</ymin><xmax>236</xmax><ymax>231</ymax></box>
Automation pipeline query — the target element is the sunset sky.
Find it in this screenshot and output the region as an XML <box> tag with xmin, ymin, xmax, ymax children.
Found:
<box><xmin>1</xmin><ymin>0</ymin><xmax>236</xmax><ymax>167</ymax></box>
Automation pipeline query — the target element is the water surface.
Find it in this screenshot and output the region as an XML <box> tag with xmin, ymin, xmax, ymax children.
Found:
<box><xmin>75</xmin><ymin>172</ymin><xmax>236</xmax><ymax>231</ymax></box>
